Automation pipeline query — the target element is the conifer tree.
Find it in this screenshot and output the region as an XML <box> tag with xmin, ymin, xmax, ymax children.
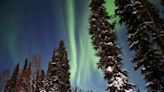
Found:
<box><xmin>15</xmin><ymin>59</ymin><xmax>32</xmax><ymax>92</ymax></box>
<box><xmin>32</xmin><ymin>54</ymin><xmax>41</xmax><ymax>74</ymax></box>
<box><xmin>89</xmin><ymin>0</ymin><xmax>136</xmax><ymax>91</ymax></box>
<box><xmin>4</xmin><ymin>63</ymin><xmax>19</xmax><ymax>92</ymax></box>
<box><xmin>115</xmin><ymin>0</ymin><xmax>164</xmax><ymax>52</ymax></box>
<box><xmin>45</xmin><ymin>40</ymin><xmax>71</xmax><ymax>92</ymax></box>
<box><xmin>115</xmin><ymin>0</ymin><xmax>164</xmax><ymax>91</ymax></box>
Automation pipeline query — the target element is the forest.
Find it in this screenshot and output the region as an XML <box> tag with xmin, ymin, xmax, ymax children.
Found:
<box><xmin>0</xmin><ymin>0</ymin><xmax>164</xmax><ymax>92</ymax></box>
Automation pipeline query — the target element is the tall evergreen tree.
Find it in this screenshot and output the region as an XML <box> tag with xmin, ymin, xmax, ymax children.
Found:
<box><xmin>115</xmin><ymin>0</ymin><xmax>164</xmax><ymax>91</ymax></box>
<box><xmin>45</xmin><ymin>40</ymin><xmax>71</xmax><ymax>92</ymax></box>
<box><xmin>89</xmin><ymin>0</ymin><xmax>136</xmax><ymax>91</ymax></box>
<box><xmin>4</xmin><ymin>63</ymin><xmax>19</xmax><ymax>92</ymax></box>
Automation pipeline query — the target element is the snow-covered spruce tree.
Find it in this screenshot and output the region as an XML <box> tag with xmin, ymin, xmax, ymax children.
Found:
<box><xmin>89</xmin><ymin>0</ymin><xmax>136</xmax><ymax>91</ymax></box>
<box><xmin>115</xmin><ymin>0</ymin><xmax>164</xmax><ymax>91</ymax></box>
<box><xmin>116</xmin><ymin>0</ymin><xmax>164</xmax><ymax>52</ymax></box>
<box><xmin>45</xmin><ymin>40</ymin><xmax>71</xmax><ymax>92</ymax></box>
<box><xmin>4</xmin><ymin>63</ymin><xmax>19</xmax><ymax>92</ymax></box>
<box><xmin>15</xmin><ymin>59</ymin><xmax>32</xmax><ymax>92</ymax></box>
<box><xmin>137</xmin><ymin>0</ymin><xmax>164</xmax><ymax>52</ymax></box>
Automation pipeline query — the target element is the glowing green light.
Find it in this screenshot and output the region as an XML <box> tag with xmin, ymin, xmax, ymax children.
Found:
<box><xmin>66</xmin><ymin>0</ymin><xmax>77</xmax><ymax>85</ymax></box>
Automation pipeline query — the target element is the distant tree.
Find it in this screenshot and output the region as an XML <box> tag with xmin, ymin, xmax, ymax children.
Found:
<box><xmin>32</xmin><ymin>54</ymin><xmax>41</xmax><ymax>74</ymax></box>
<box><xmin>115</xmin><ymin>0</ymin><xmax>164</xmax><ymax>91</ymax></box>
<box><xmin>89</xmin><ymin>0</ymin><xmax>136</xmax><ymax>91</ymax></box>
<box><xmin>45</xmin><ymin>40</ymin><xmax>71</xmax><ymax>92</ymax></box>
<box><xmin>4</xmin><ymin>63</ymin><xmax>19</xmax><ymax>92</ymax></box>
<box><xmin>15</xmin><ymin>59</ymin><xmax>31</xmax><ymax>92</ymax></box>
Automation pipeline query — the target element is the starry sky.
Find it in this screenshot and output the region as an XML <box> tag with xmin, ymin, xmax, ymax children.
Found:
<box><xmin>0</xmin><ymin>0</ymin><xmax>163</xmax><ymax>92</ymax></box>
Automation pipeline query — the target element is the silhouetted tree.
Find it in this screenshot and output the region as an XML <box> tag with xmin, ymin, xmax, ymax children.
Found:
<box><xmin>115</xmin><ymin>0</ymin><xmax>164</xmax><ymax>91</ymax></box>
<box><xmin>45</xmin><ymin>40</ymin><xmax>71</xmax><ymax>92</ymax></box>
<box><xmin>4</xmin><ymin>63</ymin><xmax>19</xmax><ymax>92</ymax></box>
<box><xmin>32</xmin><ymin>54</ymin><xmax>41</xmax><ymax>74</ymax></box>
<box><xmin>89</xmin><ymin>0</ymin><xmax>136</xmax><ymax>91</ymax></box>
<box><xmin>15</xmin><ymin>59</ymin><xmax>31</xmax><ymax>92</ymax></box>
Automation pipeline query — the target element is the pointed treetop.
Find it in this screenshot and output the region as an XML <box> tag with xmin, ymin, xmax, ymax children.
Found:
<box><xmin>15</xmin><ymin>63</ymin><xmax>19</xmax><ymax>70</ymax></box>
<box><xmin>59</xmin><ymin>40</ymin><xmax>65</xmax><ymax>48</ymax></box>
<box><xmin>12</xmin><ymin>63</ymin><xmax>20</xmax><ymax>76</ymax></box>
<box><xmin>57</xmin><ymin>40</ymin><xmax>67</xmax><ymax>55</ymax></box>
<box><xmin>23</xmin><ymin>58</ymin><xmax>28</xmax><ymax>70</ymax></box>
<box><xmin>13</xmin><ymin>62</ymin><xmax>19</xmax><ymax>74</ymax></box>
<box><xmin>41</xmin><ymin>70</ymin><xmax>45</xmax><ymax>80</ymax></box>
<box><xmin>52</xmin><ymin>49</ymin><xmax>56</xmax><ymax>58</ymax></box>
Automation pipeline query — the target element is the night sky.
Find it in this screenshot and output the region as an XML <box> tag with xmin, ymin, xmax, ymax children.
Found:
<box><xmin>0</xmin><ymin>0</ymin><xmax>163</xmax><ymax>92</ymax></box>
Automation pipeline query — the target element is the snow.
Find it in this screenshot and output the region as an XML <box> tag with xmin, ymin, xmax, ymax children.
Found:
<box><xmin>107</xmin><ymin>42</ymin><xmax>113</xmax><ymax>46</ymax></box>
<box><xmin>128</xmin><ymin>29</ymin><xmax>139</xmax><ymax>39</ymax></box>
<box><xmin>105</xmin><ymin>36</ymin><xmax>108</xmax><ymax>39</ymax></box>
<box><xmin>141</xmin><ymin>67</ymin><xmax>146</xmax><ymax>71</ymax></box>
<box><xmin>117</xmin><ymin>54</ymin><xmax>122</xmax><ymax>58</ymax></box>
<box><xmin>146</xmin><ymin>82</ymin><xmax>153</xmax><ymax>86</ymax></box>
<box><xmin>108</xmin><ymin>76</ymin><xmax>124</xmax><ymax>91</ymax></box>
<box><xmin>125</xmin><ymin>89</ymin><xmax>135</xmax><ymax>92</ymax></box>
<box><xmin>132</xmin><ymin>10</ymin><xmax>137</xmax><ymax>14</ymax></box>
<box><xmin>108</xmin><ymin>72</ymin><xmax>130</xmax><ymax>91</ymax></box>
<box><xmin>130</xmin><ymin>40</ymin><xmax>139</xmax><ymax>48</ymax></box>
<box><xmin>106</xmin><ymin>66</ymin><xmax>113</xmax><ymax>73</ymax></box>
<box><xmin>134</xmin><ymin>1</ymin><xmax>141</xmax><ymax>5</ymax></box>
<box><xmin>91</xmin><ymin>18</ymin><xmax>96</xmax><ymax>21</ymax></box>
<box><xmin>116</xmin><ymin>45</ymin><xmax>121</xmax><ymax>49</ymax></box>
<box><xmin>40</xmin><ymin>90</ymin><xmax>46</xmax><ymax>92</ymax></box>
<box><xmin>128</xmin><ymin>34</ymin><xmax>133</xmax><ymax>39</ymax></box>
<box><xmin>139</xmin><ymin>21</ymin><xmax>153</xmax><ymax>29</ymax></box>
<box><xmin>51</xmin><ymin>62</ymin><xmax>56</xmax><ymax>65</ymax></box>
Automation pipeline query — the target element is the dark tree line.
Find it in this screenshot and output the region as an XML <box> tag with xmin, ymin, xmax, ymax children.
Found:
<box><xmin>4</xmin><ymin>41</ymin><xmax>72</xmax><ymax>92</ymax></box>
<box><xmin>3</xmin><ymin>40</ymin><xmax>93</xmax><ymax>92</ymax></box>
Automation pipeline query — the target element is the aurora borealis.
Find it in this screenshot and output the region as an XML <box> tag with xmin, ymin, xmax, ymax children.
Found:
<box><xmin>0</xmin><ymin>0</ymin><xmax>163</xmax><ymax>91</ymax></box>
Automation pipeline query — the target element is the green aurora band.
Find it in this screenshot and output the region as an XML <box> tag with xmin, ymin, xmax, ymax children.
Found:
<box><xmin>66</xmin><ymin>0</ymin><xmax>77</xmax><ymax>85</ymax></box>
<box><xmin>66</xmin><ymin>0</ymin><xmax>118</xmax><ymax>90</ymax></box>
